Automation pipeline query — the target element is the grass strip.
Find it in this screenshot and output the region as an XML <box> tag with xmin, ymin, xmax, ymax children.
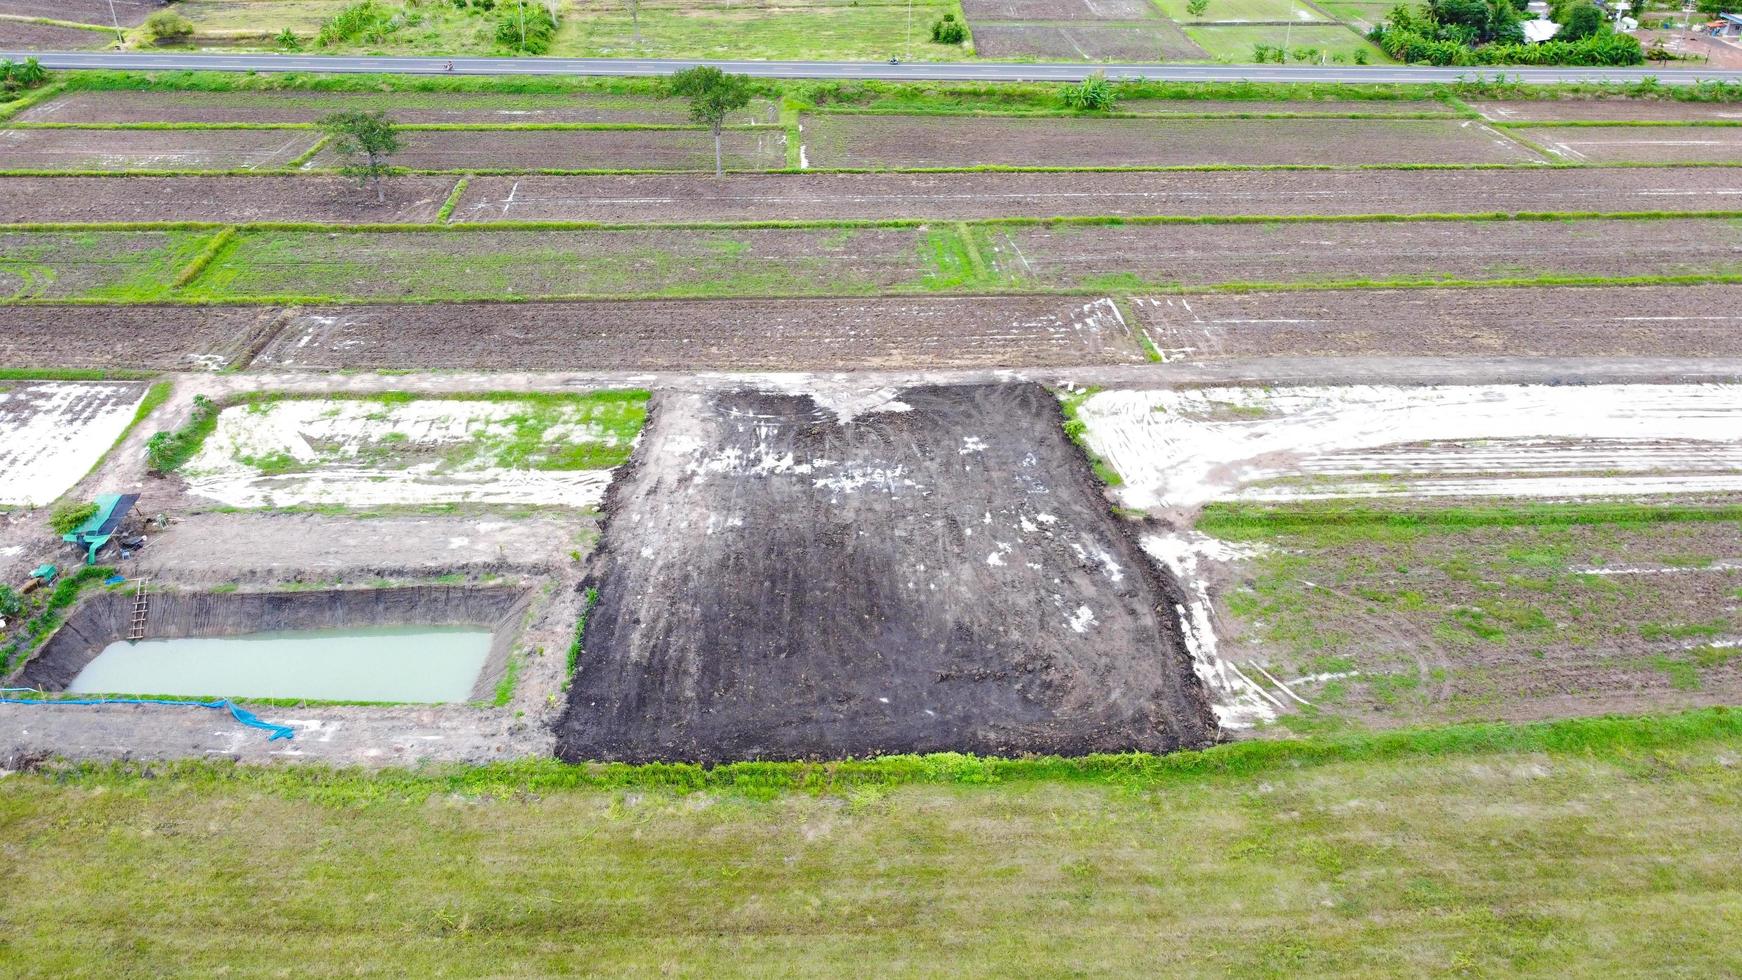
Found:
<box><xmin>170</xmin><ymin>226</ymin><xmax>238</xmax><ymax>289</ymax></box>
<box><xmin>1198</xmin><ymin>500</ymin><xmax>1742</xmax><ymax>536</ymax></box>
<box><xmin>0</xmin><ymin>14</ymin><xmax>115</xmax><ymax>31</ymax></box>
<box><xmin>0</xmin><ymin>82</ymin><xmax>66</xmax><ymax>124</ymax></box>
<box><xmin>0</xmin><ymin>367</ymin><xmax>156</xmax><ymax>381</ymax></box>
<box><xmin>143</xmin><ymin>394</ymin><xmax>218</xmax><ymax>475</ymax></box>
<box><xmin>1493</xmin><ymin>119</ymin><xmax>1742</xmax><ymax>128</ymax></box>
<box><xmin>284</xmin><ymin>135</ymin><xmax>329</xmax><ymax>170</ymax></box>
<box><xmin>1056</xmin><ymin>387</ymin><xmax>1122</xmax><ymax>488</ymax></box>
<box><xmin>435</xmin><ymin>177</ymin><xmax>469</xmax><ymax>224</ymax></box>
<box><xmin>564</xmin><ymin>586</ymin><xmax>599</xmax><ymax>689</ymax></box>
<box><xmin>1111</xmin><ymin>296</ymin><xmax>1161</xmax><ymax>363</ymax></box>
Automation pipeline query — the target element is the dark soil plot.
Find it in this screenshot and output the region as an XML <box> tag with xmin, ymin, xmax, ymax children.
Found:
<box><xmin>252</xmin><ymin>297</ymin><xmax>1148</xmax><ymax>370</ymax></box>
<box><xmin>0</xmin><ymin>128</ymin><xmax>322</xmax><ymax>171</ymax></box>
<box><xmin>800</xmin><ymin>115</ymin><xmax>1545</xmax><ymax>168</ymax></box>
<box><xmin>985</xmin><ymin>217</ymin><xmax>1742</xmax><ymax>290</ymax></box>
<box><xmin>1131</xmin><ymin>284</ymin><xmax>1742</xmax><ymax>359</ymax></box>
<box><xmin>0</xmin><ymin>304</ymin><xmax>270</xmax><ymax>370</ymax></box>
<box><xmin>0</xmin><ymin>19</ymin><xmax>114</xmax><ymax>48</ymax></box>
<box><xmin>557</xmin><ymin>384</ymin><xmax>1217</xmax><ymax>763</ymax></box>
<box><xmin>308</xmin><ymin>128</ymin><xmax>787</xmax><ymax>172</ymax></box>
<box><xmin>962</xmin><ymin>0</ymin><xmax>1157</xmax><ymax>18</ymax></box>
<box><xmin>0</xmin><ymin>229</ymin><xmax>213</xmax><ymax>300</ymax></box>
<box><xmin>970</xmin><ymin>23</ymin><xmax>1207</xmax><ymax>60</ymax></box>
<box><xmin>1473</xmin><ymin>100</ymin><xmax>1742</xmax><ymax>122</ymax></box>
<box><xmin>453</xmin><ymin>167</ymin><xmax>1742</xmax><ymax>223</ymax></box>
<box><xmin>15</xmin><ymin>89</ymin><xmax>781</xmax><ymax>126</ymax></box>
<box><xmin>0</xmin><ymin>174</ymin><xmax>454</xmax><ymax>223</ymax></box>
<box><xmin>190</xmin><ymin>227</ymin><xmax>948</xmax><ymax>299</ymax></box>
<box><xmin>0</xmin><ymin>0</ymin><xmax>155</xmax><ymax>23</ymax></box>
<box><xmin>1521</xmin><ymin>125</ymin><xmax>1742</xmax><ymax>163</ymax></box>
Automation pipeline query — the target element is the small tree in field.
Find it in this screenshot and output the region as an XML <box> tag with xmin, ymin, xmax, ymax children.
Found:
<box><xmin>319</xmin><ymin>110</ymin><xmax>401</xmax><ymax>203</ymax></box>
<box><xmin>667</xmin><ymin>66</ymin><xmax>753</xmax><ymax>178</ymax></box>
<box><xmin>1186</xmin><ymin>0</ymin><xmax>1209</xmax><ymax>17</ymax></box>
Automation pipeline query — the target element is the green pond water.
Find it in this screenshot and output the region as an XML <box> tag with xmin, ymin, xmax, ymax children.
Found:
<box><xmin>67</xmin><ymin>625</ymin><xmax>493</xmax><ymax>703</ymax></box>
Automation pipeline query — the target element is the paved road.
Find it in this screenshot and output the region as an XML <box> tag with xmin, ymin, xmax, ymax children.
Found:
<box><xmin>5</xmin><ymin>50</ymin><xmax>1742</xmax><ymax>84</ymax></box>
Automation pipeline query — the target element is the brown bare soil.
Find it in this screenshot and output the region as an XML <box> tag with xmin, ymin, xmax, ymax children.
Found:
<box><xmin>16</xmin><ymin>90</ymin><xmax>781</xmax><ymax>126</ymax></box>
<box><xmin>0</xmin><ymin>304</ymin><xmax>273</xmax><ymax>370</ymax></box>
<box><xmin>1522</xmin><ymin>125</ymin><xmax>1742</xmax><ymax>163</ymax></box>
<box><xmin>969</xmin><ymin>22</ymin><xmax>1207</xmax><ymax>59</ymax></box>
<box><xmin>800</xmin><ymin>115</ymin><xmax>1546</xmax><ymax>167</ymax></box>
<box><xmin>1119</xmin><ymin>98</ymin><xmax>1457</xmax><ymax>115</ymax></box>
<box><xmin>0</xmin><ymin>0</ymin><xmax>155</xmax><ymax>24</ymax></box>
<box><xmin>1131</xmin><ymin>284</ymin><xmax>1742</xmax><ymax>359</ymax></box>
<box><xmin>251</xmin><ymin>297</ymin><xmax>1147</xmax><ymax>371</ymax></box>
<box><xmin>0</xmin><ymin>128</ymin><xmax>322</xmax><ymax>171</ymax></box>
<box><xmin>0</xmin><ymin>174</ymin><xmax>455</xmax><ymax>223</ymax></box>
<box><xmin>309</xmin><ymin>128</ymin><xmax>788</xmax><ymax>172</ymax></box>
<box><xmin>0</xmin><ymin>19</ymin><xmax>113</xmax><ymax>48</ymax></box>
<box><xmin>985</xmin><ymin>217</ymin><xmax>1742</xmax><ymax>289</ymax></box>
<box><xmin>1473</xmin><ymin>99</ymin><xmax>1742</xmax><ymax>122</ymax></box>
<box><xmin>450</xmin><ymin>167</ymin><xmax>1742</xmax><ymax>223</ymax></box>
<box><xmin>556</xmin><ymin>384</ymin><xmax>1217</xmax><ymax>763</ymax></box>
<box><xmin>962</xmin><ymin>0</ymin><xmax>1157</xmax><ymax>18</ymax></box>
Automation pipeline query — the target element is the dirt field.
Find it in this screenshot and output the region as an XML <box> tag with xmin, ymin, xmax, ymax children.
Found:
<box><xmin>308</xmin><ymin>128</ymin><xmax>788</xmax><ymax>172</ymax></box>
<box><xmin>15</xmin><ymin>90</ymin><xmax>781</xmax><ymax>126</ymax></box>
<box><xmin>0</xmin><ymin>128</ymin><xmax>322</xmax><ymax>171</ymax></box>
<box><xmin>0</xmin><ymin>304</ymin><xmax>271</xmax><ymax>370</ymax></box>
<box><xmin>983</xmin><ymin>216</ymin><xmax>1742</xmax><ymax>289</ymax></box>
<box><xmin>0</xmin><ymin>19</ymin><xmax>113</xmax><ymax>48</ymax></box>
<box><xmin>450</xmin><ymin>167</ymin><xmax>1742</xmax><ymax>223</ymax></box>
<box><xmin>1520</xmin><ymin>125</ymin><xmax>1742</xmax><ymax>163</ymax></box>
<box><xmin>799</xmin><ymin>115</ymin><xmax>1544</xmax><ymax>167</ymax></box>
<box><xmin>961</xmin><ymin>0</ymin><xmax>1158</xmax><ymax>18</ymax></box>
<box><xmin>193</xmin><ymin>227</ymin><xmax>946</xmax><ymax>299</ymax></box>
<box><xmin>0</xmin><ymin>0</ymin><xmax>155</xmax><ymax>24</ymax></box>
<box><xmin>556</xmin><ymin>384</ymin><xmax>1217</xmax><ymax>763</ymax></box>
<box><xmin>0</xmin><ymin>229</ymin><xmax>211</xmax><ymax>300</ymax></box>
<box><xmin>1473</xmin><ymin>99</ymin><xmax>1742</xmax><ymax>122</ymax></box>
<box><xmin>0</xmin><ymin>381</ymin><xmax>146</xmax><ymax>507</ymax></box>
<box><xmin>969</xmin><ymin>23</ymin><xmax>1208</xmax><ymax>60</ymax></box>
<box><xmin>251</xmin><ymin>297</ymin><xmax>1147</xmax><ymax>370</ymax></box>
<box><xmin>0</xmin><ymin>174</ymin><xmax>455</xmax><ymax>223</ymax></box>
<box><xmin>1130</xmin><ymin>284</ymin><xmax>1742</xmax><ymax>359</ymax></box>
<box><xmin>1119</xmin><ymin>98</ymin><xmax>1456</xmax><ymax>115</ymax></box>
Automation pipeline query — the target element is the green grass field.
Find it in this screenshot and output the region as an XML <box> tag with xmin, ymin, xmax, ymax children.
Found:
<box><xmin>0</xmin><ymin>229</ymin><xmax>214</xmax><ymax>301</ymax></box>
<box><xmin>2</xmin><ymin>711</ymin><xmax>1740</xmax><ymax>974</ymax></box>
<box><xmin>1152</xmin><ymin>0</ymin><xmax>1330</xmax><ymax>23</ymax></box>
<box><xmin>1186</xmin><ymin>22</ymin><xmax>1388</xmax><ymax>61</ymax></box>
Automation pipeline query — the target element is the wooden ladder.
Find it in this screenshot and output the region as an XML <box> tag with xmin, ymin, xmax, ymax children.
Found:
<box><xmin>128</xmin><ymin>579</ymin><xmax>149</xmax><ymax>641</ymax></box>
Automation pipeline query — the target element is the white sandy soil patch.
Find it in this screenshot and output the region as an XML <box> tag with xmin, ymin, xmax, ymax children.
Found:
<box><xmin>1075</xmin><ymin>384</ymin><xmax>1742</xmax><ymax>511</ymax></box>
<box><xmin>0</xmin><ymin>381</ymin><xmax>144</xmax><ymax>506</ymax></box>
<box><xmin>181</xmin><ymin>398</ymin><xmax>634</xmax><ymax>509</ymax></box>
<box><xmin>1142</xmin><ymin>530</ymin><xmax>1278</xmax><ymax>730</ymax></box>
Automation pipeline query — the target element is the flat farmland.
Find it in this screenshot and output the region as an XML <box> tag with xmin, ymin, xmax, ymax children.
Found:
<box><xmin>1130</xmin><ymin>283</ymin><xmax>1742</xmax><ymax>359</ymax></box>
<box><xmin>1185</xmin><ymin>23</ymin><xmax>1387</xmax><ymax>61</ymax></box>
<box><xmin>1152</xmin><ymin>0</ymin><xmax>1328</xmax><ymax>21</ymax></box>
<box><xmin>0</xmin><ymin>304</ymin><xmax>271</xmax><ymax>370</ymax></box>
<box><xmin>960</xmin><ymin>0</ymin><xmax>1158</xmax><ymax>19</ymax></box>
<box><xmin>251</xmin><ymin>296</ymin><xmax>1147</xmax><ymax>370</ymax></box>
<box><xmin>1117</xmin><ymin>97</ymin><xmax>1456</xmax><ymax>115</ymax></box>
<box><xmin>981</xmin><ymin>216</ymin><xmax>1742</xmax><ymax>289</ymax></box>
<box><xmin>0</xmin><ymin>0</ymin><xmax>154</xmax><ymax>23</ymax></box>
<box><xmin>0</xmin><ymin>175</ymin><xmax>455</xmax><ymax>223</ymax></box>
<box><xmin>0</xmin><ymin>229</ymin><xmax>212</xmax><ymax>301</ymax></box>
<box><xmin>0</xmin><ymin>20</ymin><xmax>112</xmax><ymax>48</ymax></box>
<box><xmin>307</xmin><ymin>128</ymin><xmax>787</xmax><ymax>171</ymax></box>
<box><xmin>1474</xmin><ymin>100</ymin><xmax>1742</xmax><ymax>122</ymax></box>
<box><xmin>550</xmin><ymin>4</ymin><xmax>957</xmax><ymax>62</ymax></box>
<box><xmin>16</xmin><ymin>90</ymin><xmax>781</xmax><ymax>126</ymax></box>
<box><xmin>0</xmin><ymin>128</ymin><xmax>322</xmax><ymax>172</ymax></box>
<box><xmin>799</xmin><ymin>115</ymin><xmax>1542</xmax><ymax>167</ymax></box>
<box><xmin>451</xmin><ymin>167</ymin><xmax>1742</xmax><ymax>223</ymax></box>
<box><xmin>1522</xmin><ymin>125</ymin><xmax>1742</xmax><ymax>163</ymax></box>
<box><xmin>970</xmin><ymin>23</ymin><xmax>1208</xmax><ymax>60</ymax></box>
<box><xmin>190</xmin><ymin>227</ymin><xmax>957</xmax><ymax>300</ymax></box>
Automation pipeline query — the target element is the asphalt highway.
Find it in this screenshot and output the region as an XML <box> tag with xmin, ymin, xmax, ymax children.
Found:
<box><xmin>5</xmin><ymin>49</ymin><xmax>1742</xmax><ymax>84</ymax></box>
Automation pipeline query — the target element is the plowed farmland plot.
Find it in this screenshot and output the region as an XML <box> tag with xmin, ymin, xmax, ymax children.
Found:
<box><xmin>0</xmin><ymin>0</ymin><xmax>152</xmax><ymax>22</ymax></box>
<box><xmin>556</xmin><ymin>384</ymin><xmax>1216</xmax><ymax>763</ymax></box>
<box><xmin>799</xmin><ymin>115</ymin><xmax>1543</xmax><ymax>167</ymax></box>
<box><xmin>971</xmin><ymin>23</ymin><xmax>1207</xmax><ymax>60</ymax></box>
<box><xmin>1132</xmin><ymin>284</ymin><xmax>1742</xmax><ymax>359</ymax></box>
<box><xmin>0</xmin><ymin>230</ymin><xmax>213</xmax><ymax>301</ymax></box>
<box><xmin>0</xmin><ymin>381</ymin><xmax>147</xmax><ymax>507</ymax></box>
<box><xmin>0</xmin><ymin>175</ymin><xmax>455</xmax><ymax>224</ymax></box>
<box><xmin>15</xmin><ymin>90</ymin><xmax>781</xmax><ymax>126</ymax></box>
<box><xmin>960</xmin><ymin>0</ymin><xmax>1158</xmax><ymax>18</ymax></box>
<box><xmin>0</xmin><ymin>128</ymin><xmax>322</xmax><ymax>171</ymax></box>
<box><xmin>190</xmin><ymin>227</ymin><xmax>962</xmax><ymax>300</ymax></box>
<box><xmin>1117</xmin><ymin>98</ymin><xmax>1456</xmax><ymax>115</ymax></box>
<box><xmin>0</xmin><ymin>20</ymin><xmax>111</xmax><ymax>48</ymax></box>
<box><xmin>1473</xmin><ymin>100</ymin><xmax>1742</xmax><ymax>122</ymax></box>
<box><xmin>0</xmin><ymin>305</ymin><xmax>270</xmax><ymax>370</ymax></box>
<box><xmin>252</xmin><ymin>297</ymin><xmax>1146</xmax><ymax>371</ymax></box>
<box><xmin>981</xmin><ymin>217</ymin><xmax>1742</xmax><ymax>290</ymax></box>
<box><xmin>1521</xmin><ymin>125</ymin><xmax>1742</xmax><ymax>163</ymax></box>
<box><xmin>450</xmin><ymin>167</ymin><xmax>1742</xmax><ymax>223</ymax></box>
<box><xmin>307</xmin><ymin>129</ymin><xmax>787</xmax><ymax>172</ymax></box>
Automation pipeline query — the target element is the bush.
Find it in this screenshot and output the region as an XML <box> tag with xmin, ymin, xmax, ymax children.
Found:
<box><xmin>0</xmin><ymin>57</ymin><xmax>48</xmax><ymax>93</ymax></box>
<box><xmin>48</xmin><ymin>501</ymin><xmax>98</xmax><ymax>536</ymax></box>
<box><xmin>495</xmin><ymin>1</ymin><xmax>558</xmax><ymax>53</ymax></box>
<box><xmin>142</xmin><ymin>10</ymin><xmax>195</xmax><ymax>43</ymax></box>
<box><xmin>931</xmin><ymin>13</ymin><xmax>968</xmax><ymax>44</ymax></box>
<box><xmin>145</xmin><ymin>395</ymin><xmax>219</xmax><ymax>475</ymax></box>
<box><xmin>1187</xmin><ymin>0</ymin><xmax>1210</xmax><ymax>16</ymax></box>
<box><xmin>275</xmin><ymin>27</ymin><xmax>303</xmax><ymax>50</ymax></box>
<box><xmin>318</xmin><ymin>1</ymin><xmax>401</xmax><ymax>47</ymax></box>
<box><xmin>0</xmin><ymin>585</ymin><xmax>23</xmax><ymax>621</ymax></box>
<box><xmin>1060</xmin><ymin>71</ymin><xmax>1117</xmax><ymax>111</ymax></box>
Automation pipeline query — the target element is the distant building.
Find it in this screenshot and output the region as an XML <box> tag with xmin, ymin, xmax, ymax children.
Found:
<box><xmin>1524</xmin><ymin>17</ymin><xmax>1563</xmax><ymax>41</ymax></box>
<box><xmin>1711</xmin><ymin>13</ymin><xmax>1742</xmax><ymax>36</ymax></box>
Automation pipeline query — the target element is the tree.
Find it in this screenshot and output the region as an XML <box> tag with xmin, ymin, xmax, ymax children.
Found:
<box><xmin>1558</xmin><ymin>1</ymin><xmax>1607</xmax><ymax>39</ymax></box>
<box><xmin>319</xmin><ymin>110</ymin><xmax>402</xmax><ymax>203</ymax></box>
<box><xmin>667</xmin><ymin>66</ymin><xmax>754</xmax><ymax>177</ymax></box>
<box><xmin>1186</xmin><ymin>0</ymin><xmax>1210</xmax><ymax>17</ymax></box>
<box><xmin>142</xmin><ymin>10</ymin><xmax>195</xmax><ymax>44</ymax></box>
<box><xmin>626</xmin><ymin>0</ymin><xmax>642</xmax><ymax>43</ymax></box>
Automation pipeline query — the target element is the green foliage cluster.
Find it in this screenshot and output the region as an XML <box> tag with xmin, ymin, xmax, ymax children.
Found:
<box><xmin>1187</xmin><ymin>0</ymin><xmax>1210</xmax><ymax>16</ymax></box>
<box><xmin>275</xmin><ymin>27</ymin><xmax>303</xmax><ymax>51</ymax></box>
<box><xmin>1060</xmin><ymin>72</ymin><xmax>1117</xmax><ymax>112</ymax></box>
<box><xmin>145</xmin><ymin>395</ymin><xmax>219</xmax><ymax>475</ymax></box>
<box><xmin>142</xmin><ymin>10</ymin><xmax>196</xmax><ymax>43</ymax></box>
<box><xmin>0</xmin><ymin>58</ymin><xmax>47</xmax><ymax>94</ymax></box>
<box><xmin>1371</xmin><ymin>0</ymin><xmax>1643</xmax><ymax>64</ymax></box>
<box><xmin>47</xmin><ymin>502</ymin><xmax>98</xmax><ymax>536</ymax></box>
<box><xmin>495</xmin><ymin>1</ymin><xmax>558</xmax><ymax>54</ymax></box>
<box><xmin>319</xmin><ymin>110</ymin><xmax>403</xmax><ymax>200</ymax></box>
<box><xmin>0</xmin><ymin>566</ymin><xmax>115</xmax><ymax>675</ymax></box>
<box><xmin>931</xmin><ymin>13</ymin><xmax>968</xmax><ymax>44</ymax></box>
<box><xmin>565</xmin><ymin>586</ymin><xmax>599</xmax><ymax>679</ymax></box>
<box><xmin>318</xmin><ymin>1</ymin><xmax>404</xmax><ymax>47</ymax></box>
<box><xmin>0</xmin><ymin>585</ymin><xmax>22</xmax><ymax>621</ymax></box>
<box><xmin>668</xmin><ymin>66</ymin><xmax>755</xmax><ymax>175</ymax></box>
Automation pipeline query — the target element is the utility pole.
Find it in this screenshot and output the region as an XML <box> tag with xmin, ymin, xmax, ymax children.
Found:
<box><xmin>907</xmin><ymin>0</ymin><xmax>914</xmax><ymax>60</ymax></box>
<box><xmin>106</xmin><ymin>0</ymin><xmax>124</xmax><ymax>46</ymax></box>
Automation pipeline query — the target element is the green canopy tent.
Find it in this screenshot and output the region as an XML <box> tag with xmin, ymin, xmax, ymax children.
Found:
<box><xmin>60</xmin><ymin>493</ymin><xmax>139</xmax><ymax>566</ymax></box>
